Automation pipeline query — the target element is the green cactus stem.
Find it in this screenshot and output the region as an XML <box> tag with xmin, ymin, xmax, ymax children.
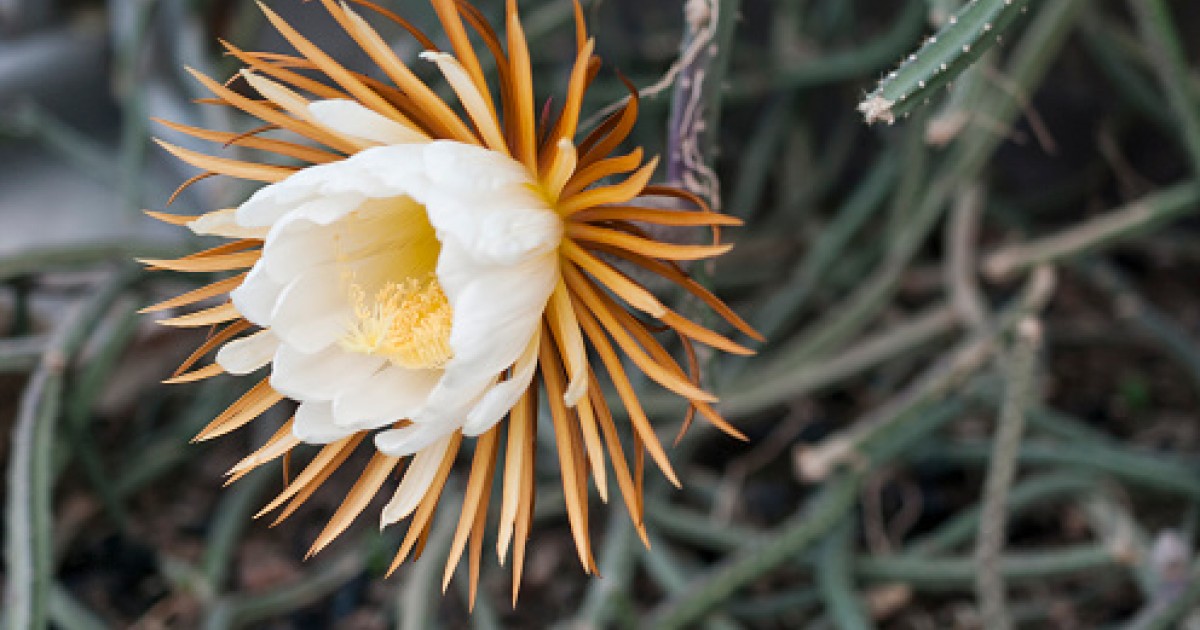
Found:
<box><xmin>859</xmin><ymin>0</ymin><xmax>1032</xmax><ymax>125</ymax></box>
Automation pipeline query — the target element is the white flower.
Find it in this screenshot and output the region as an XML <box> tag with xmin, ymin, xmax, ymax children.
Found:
<box><xmin>148</xmin><ymin>0</ymin><xmax>755</xmax><ymax>602</ymax></box>
<box><xmin>224</xmin><ymin>138</ymin><xmax>562</xmax><ymax>470</ymax></box>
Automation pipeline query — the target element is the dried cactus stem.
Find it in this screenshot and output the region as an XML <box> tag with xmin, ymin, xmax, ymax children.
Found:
<box><xmin>666</xmin><ymin>0</ymin><xmax>739</xmax><ymax>210</ymax></box>
<box><xmin>858</xmin><ymin>0</ymin><xmax>1032</xmax><ymax>125</ymax></box>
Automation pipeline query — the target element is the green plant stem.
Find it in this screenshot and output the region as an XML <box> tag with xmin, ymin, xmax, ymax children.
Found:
<box><xmin>724</xmin><ymin>590</ymin><xmax>821</xmax><ymax>621</ymax></box>
<box><xmin>859</xmin><ymin>0</ymin><xmax>1034</xmax><ymax>124</ymax></box>
<box><xmin>905</xmin><ymin>471</ymin><xmax>1096</xmax><ymax>555</ymax></box>
<box><xmin>578</xmin><ymin>506</ymin><xmax>639</xmax><ymax>628</ymax></box>
<box><xmin>640</xmin><ymin>535</ymin><xmax>743</xmax><ymax>630</ymax></box>
<box><xmin>976</xmin><ymin>318</ymin><xmax>1042</xmax><ymax>630</ymax></box>
<box><xmin>47</xmin><ymin>583</ymin><xmax>106</xmax><ymax>630</ymax></box>
<box><xmin>649</xmin><ymin>473</ymin><xmax>862</xmax><ymax>630</ymax></box>
<box><xmin>983</xmin><ymin>182</ymin><xmax>1200</xmax><ymax>280</ymax></box>
<box><xmin>1128</xmin><ymin>0</ymin><xmax>1200</xmax><ymax>174</ymax></box>
<box><xmin>946</xmin><ymin>184</ymin><xmax>989</xmax><ymax>331</ymax></box>
<box><xmin>728</xmin><ymin>95</ymin><xmax>794</xmax><ymax>220</ymax></box>
<box><xmin>202</xmin><ymin>548</ymin><xmax>366</xmax><ymax>630</ymax></box>
<box><xmin>61</xmin><ymin>298</ymin><xmax>141</xmax><ymax>531</ymax></box>
<box><xmin>817</xmin><ymin>518</ymin><xmax>873</xmax><ymax>630</ymax></box>
<box><xmin>1079</xmin><ymin>492</ymin><xmax>1154</xmax><ymax>598</ymax></box>
<box><xmin>1081</xmin><ymin>259</ymin><xmax>1200</xmax><ymax>400</ymax></box>
<box><xmin>0</xmin><ymin>240</ymin><xmax>184</xmax><ymax>282</ymax></box>
<box><xmin>201</xmin><ymin>466</ymin><xmax>273</xmax><ymax>595</ymax></box>
<box><xmin>456</xmin><ymin>576</ymin><xmax>501</xmax><ymax>630</ymax></box>
<box><xmin>857</xmin><ymin>546</ymin><xmax>1119</xmax><ymax>589</ymax></box>
<box><xmin>1122</xmin><ymin>562</ymin><xmax>1200</xmax><ymax>629</ymax></box>
<box><xmin>916</xmin><ymin>442</ymin><xmax>1200</xmax><ymax>501</ymax></box>
<box><xmin>724</xmin><ymin>301</ymin><xmax>958</xmax><ymax>418</ymax></box>
<box><xmin>3</xmin><ymin>269</ymin><xmax>136</xmax><ymax>630</ymax></box>
<box><xmin>645</xmin><ymin>502</ymin><xmax>766</xmax><ymax>553</ymax></box>
<box><xmin>1080</xmin><ymin>16</ymin><xmax>1173</xmax><ymax>134</ymax></box>
<box><xmin>750</xmin><ymin>154</ymin><xmax>898</xmax><ymax>343</ymax></box>
<box><xmin>0</xmin><ymin>334</ymin><xmax>47</xmax><ymax>372</ymax></box>
<box><xmin>651</xmin><ymin>392</ymin><xmax>967</xmax><ymax>628</ymax></box>
<box><xmin>795</xmin><ymin>267</ymin><xmax>1053</xmax><ymax>482</ymax></box>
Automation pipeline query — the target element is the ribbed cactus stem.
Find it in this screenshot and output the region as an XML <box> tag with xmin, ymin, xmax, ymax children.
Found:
<box><xmin>858</xmin><ymin>0</ymin><xmax>1032</xmax><ymax>125</ymax></box>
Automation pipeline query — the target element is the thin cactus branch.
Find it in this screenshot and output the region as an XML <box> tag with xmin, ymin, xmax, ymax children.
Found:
<box><xmin>859</xmin><ymin>0</ymin><xmax>1033</xmax><ymax>125</ymax></box>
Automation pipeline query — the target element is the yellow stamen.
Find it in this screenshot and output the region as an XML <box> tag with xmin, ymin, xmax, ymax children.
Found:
<box><xmin>340</xmin><ymin>274</ymin><xmax>454</xmax><ymax>369</ymax></box>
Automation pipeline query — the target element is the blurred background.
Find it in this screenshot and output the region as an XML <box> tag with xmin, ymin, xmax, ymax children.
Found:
<box><xmin>3</xmin><ymin>0</ymin><xmax>1200</xmax><ymax>627</ymax></box>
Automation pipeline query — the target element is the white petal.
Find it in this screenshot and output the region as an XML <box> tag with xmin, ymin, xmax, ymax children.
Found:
<box><xmin>269</xmin><ymin>266</ymin><xmax>352</xmax><ymax>353</ymax></box>
<box><xmin>259</xmin><ymin>215</ymin><xmax>339</xmax><ymax>284</ymax></box>
<box><xmin>331</xmin><ymin>364</ymin><xmax>440</xmax><ymax>427</ymax></box>
<box><xmin>216</xmin><ymin>330</ymin><xmax>279</xmax><ymax>375</ymax></box>
<box><xmin>419</xmin><ymin>53</ymin><xmax>507</xmax><ymax>153</ymax></box>
<box><xmin>461</xmin><ymin>328</ymin><xmax>540</xmax><ymax>436</ymax></box>
<box><xmin>230</xmin><ymin>264</ymin><xmax>284</xmax><ymax>327</ymax></box>
<box><xmin>235</xmin><ymin>142</ymin><xmax>533</xmax><ymax>232</ymax></box>
<box><xmin>188</xmin><ymin>208</ymin><xmax>270</xmax><ymax>239</ymax></box>
<box><xmin>415</xmin><ymin>251</ymin><xmax>557</xmax><ymax>427</ymax></box>
<box><xmin>288</xmin><ymin>193</ymin><xmax>367</xmax><ymax>226</ymax></box>
<box><xmin>236</xmin><ymin>167</ymin><xmax>326</xmax><ymax>227</ymax></box>
<box><xmin>442</xmin><ymin>251</ymin><xmax>558</xmax><ymax>376</ymax></box>
<box><xmin>341</xmin><ymin>145</ymin><xmax>431</xmax><ymax>197</ymax></box>
<box><xmin>374</xmin><ymin>422</ymin><xmax>453</xmax><ymax>457</ymax></box>
<box><xmin>426</xmin><ymin>195</ymin><xmax>562</xmax><ymax>267</ymax></box>
<box><xmin>308</xmin><ymin>99</ymin><xmax>428</xmax><ymax>146</ymax></box>
<box><xmin>236</xmin><ymin>162</ymin><xmax>365</xmax><ymax>228</ymax></box>
<box><xmin>381</xmin><ymin>434</ymin><xmax>453</xmax><ymax>526</ymax></box>
<box><xmin>420</xmin><ymin>147</ymin><xmax>560</xmax><ymax>266</ymax></box>
<box><xmin>270</xmin><ymin>343</ymin><xmax>386</xmax><ymax>402</ymax></box>
<box><xmin>293</xmin><ymin>401</ymin><xmax>356</xmax><ymax>444</ymax></box>
<box><xmin>423</xmin><ymin>140</ymin><xmax>529</xmax><ymax>193</ymax></box>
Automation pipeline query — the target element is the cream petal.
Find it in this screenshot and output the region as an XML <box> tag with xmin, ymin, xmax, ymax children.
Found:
<box><xmin>216</xmin><ymin>330</ymin><xmax>279</xmax><ymax>375</ymax></box>
<box><xmin>416</xmin><ymin>250</ymin><xmax>558</xmax><ymax>427</ymax></box>
<box><xmin>236</xmin><ymin>142</ymin><xmax>529</xmax><ymax>233</ymax></box>
<box><xmin>230</xmin><ymin>264</ymin><xmax>284</xmax><ymax>327</ymax></box>
<box><xmin>260</xmin><ymin>215</ymin><xmax>340</xmax><ymax>284</ymax></box>
<box><xmin>188</xmin><ymin>208</ymin><xmax>270</xmax><ymax>239</ymax></box>
<box><xmin>441</xmin><ymin>251</ymin><xmax>558</xmax><ymax>375</ymax></box>
<box><xmin>236</xmin><ymin>152</ymin><xmax>418</xmax><ymax>228</ymax></box>
<box><xmin>270</xmin><ymin>343</ymin><xmax>386</xmax><ymax>402</ymax></box>
<box><xmin>259</xmin><ymin>200</ymin><xmax>432</xmax><ymax>287</ymax></box>
<box><xmin>374</xmin><ymin>422</ymin><xmax>453</xmax><ymax>457</ymax></box>
<box><xmin>381</xmin><ymin>434</ymin><xmax>453</xmax><ymax>526</ymax></box>
<box><xmin>425</xmin><ymin>191</ymin><xmax>562</xmax><ymax>266</ymax></box>
<box><xmin>236</xmin><ymin>166</ymin><xmax>331</xmax><ymax>227</ymax></box>
<box><xmin>419</xmin><ymin>150</ymin><xmax>560</xmax><ymax>267</ymax></box>
<box><xmin>308</xmin><ymin>99</ymin><xmax>428</xmax><ymax>146</ymax></box>
<box><xmin>422</xmin><ymin>140</ymin><xmax>529</xmax><ymax>193</ymax></box>
<box><xmin>342</xmin><ymin>146</ymin><xmax>430</xmax><ymax>198</ymax></box>
<box><xmin>331</xmin><ymin>364</ymin><xmax>440</xmax><ymax>427</ymax></box>
<box><xmin>269</xmin><ymin>266</ymin><xmax>352</xmax><ymax>353</ymax></box>
<box><xmin>419</xmin><ymin>141</ymin><xmax>559</xmax><ymax>267</ymax></box>
<box><xmin>288</xmin><ymin>193</ymin><xmax>366</xmax><ymax>226</ymax></box>
<box><xmin>293</xmin><ymin>401</ymin><xmax>357</xmax><ymax>444</ymax></box>
<box><xmin>460</xmin><ymin>328</ymin><xmax>540</xmax><ymax>436</ymax></box>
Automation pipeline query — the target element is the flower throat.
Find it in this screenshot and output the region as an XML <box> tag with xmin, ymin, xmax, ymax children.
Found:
<box><xmin>340</xmin><ymin>274</ymin><xmax>454</xmax><ymax>369</ymax></box>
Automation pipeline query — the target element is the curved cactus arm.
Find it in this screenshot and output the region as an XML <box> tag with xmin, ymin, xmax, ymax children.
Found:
<box><xmin>858</xmin><ymin>0</ymin><xmax>1032</xmax><ymax>125</ymax></box>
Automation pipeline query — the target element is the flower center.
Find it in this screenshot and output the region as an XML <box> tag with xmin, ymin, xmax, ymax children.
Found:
<box><xmin>323</xmin><ymin>196</ymin><xmax>452</xmax><ymax>370</ymax></box>
<box><xmin>340</xmin><ymin>273</ymin><xmax>454</xmax><ymax>369</ymax></box>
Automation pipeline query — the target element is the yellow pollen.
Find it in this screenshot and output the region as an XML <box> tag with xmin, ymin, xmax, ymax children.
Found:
<box><xmin>340</xmin><ymin>274</ymin><xmax>454</xmax><ymax>370</ymax></box>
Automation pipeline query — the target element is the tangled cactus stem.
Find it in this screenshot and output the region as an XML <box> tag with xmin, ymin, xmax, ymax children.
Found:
<box><xmin>859</xmin><ymin>0</ymin><xmax>1033</xmax><ymax>125</ymax></box>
